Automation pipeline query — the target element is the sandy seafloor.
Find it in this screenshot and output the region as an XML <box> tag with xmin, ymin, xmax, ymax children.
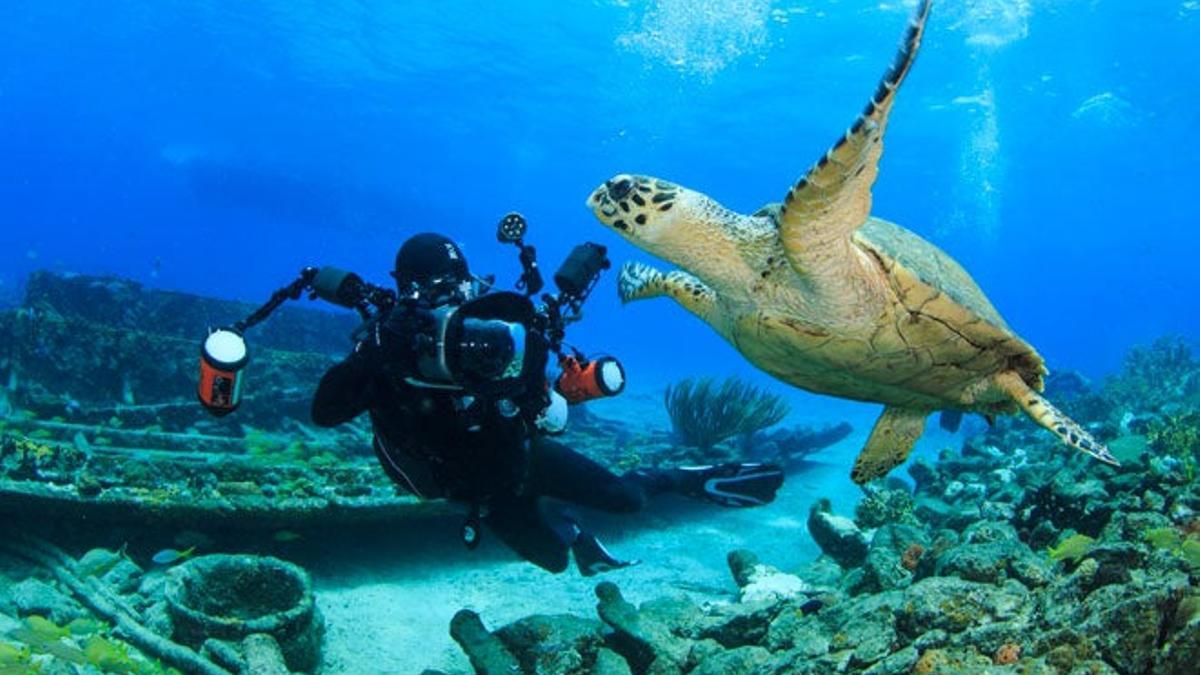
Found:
<box><xmin>306</xmin><ymin>385</ymin><xmax>964</xmax><ymax>674</ymax></box>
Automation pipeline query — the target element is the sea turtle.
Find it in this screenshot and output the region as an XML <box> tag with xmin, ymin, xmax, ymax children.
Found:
<box><xmin>586</xmin><ymin>0</ymin><xmax>1118</xmax><ymax>484</ymax></box>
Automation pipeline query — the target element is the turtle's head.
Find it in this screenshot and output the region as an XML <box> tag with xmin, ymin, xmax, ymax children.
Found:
<box><xmin>588</xmin><ymin>174</ymin><xmax>681</xmax><ymax>245</ymax></box>
<box><xmin>585</xmin><ymin>172</ymin><xmax>705</xmax><ymax>247</ymax></box>
<box><xmin>588</xmin><ymin>173</ymin><xmax>727</xmax><ymax>266</ymax></box>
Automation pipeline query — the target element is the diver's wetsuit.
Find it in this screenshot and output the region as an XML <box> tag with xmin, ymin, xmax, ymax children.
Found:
<box><xmin>310</xmin><ymin>331</ymin><xmax>666</xmax><ymax>572</ymax></box>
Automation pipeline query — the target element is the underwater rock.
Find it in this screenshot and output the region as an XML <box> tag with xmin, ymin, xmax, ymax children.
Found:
<box><xmin>743</xmin><ymin>422</ymin><xmax>852</xmax><ymax>469</ymax></box>
<box><xmin>908</xmin><ymin>646</ymin><xmax>993</xmax><ymax>673</ymax></box>
<box><xmin>200</xmin><ymin>638</ymin><xmax>246</xmax><ymax>673</ymax></box>
<box><xmin>895</xmin><ymin>577</ymin><xmax>1032</xmax><ymax>640</ymax></box>
<box><xmin>696</xmin><ymin>600</ymin><xmax>783</xmax><ymax>650</ymax></box>
<box><xmin>853</xmin><ymin>487</ymin><xmax>917</xmax><ymax>529</ymax></box>
<box><xmin>241</xmin><ymin>633</ymin><xmax>293</xmax><ymax>675</ymax></box>
<box><xmin>141</xmin><ymin>600</ymin><xmax>174</xmax><ymax>638</ymax></box>
<box><xmin>861</xmin><ymin>644</ymin><xmax>919</xmax><ymax>674</ymax></box>
<box><xmin>1074</xmin><ymin>572</ymin><xmax>1191</xmax><ymax>673</ymax></box>
<box><xmin>165</xmin><ymin>554</ymin><xmax>324</xmax><ymax>672</ymax></box>
<box><xmin>851</xmin><ymin>523</ymin><xmax>928</xmax><ymax>594</ymax></box>
<box><xmin>790</xmin><ymin>556</ymin><xmax>845</xmax><ymax>590</ymax></box>
<box><xmin>726</xmin><ymin>549</ymin><xmax>809</xmax><ymax>605</ymax></box>
<box><xmin>450</xmin><ymin>610</ymin><xmax>521</xmax><ymax>675</ymax></box>
<box><xmin>931</xmin><ymin>520</ymin><xmax>1054</xmax><ymax>588</ymax></box>
<box><xmin>594</xmin><ymin>582</ymin><xmax>690</xmax><ymax>673</ymax></box>
<box><xmin>101</xmin><ymin>558</ymin><xmax>143</xmax><ymax>595</ymax></box>
<box><xmin>913</xmin><ymin>496</ymin><xmax>980</xmax><ymax>531</ymax></box>
<box><xmin>1083</xmin><ymin>542</ymin><xmax>1146</xmax><ymax>592</ymax></box>
<box><xmin>906</xmin><ymin>458</ymin><xmax>940</xmax><ymax>495</ymax></box>
<box><xmin>1156</xmin><ymin>594</ymin><xmax>1200</xmax><ymax>675</ymax></box>
<box><xmin>725</xmin><ymin>549</ymin><xmax>759</xmax><ymax>588</ymax></box>
<box><xmin>21</xmin><ymin>270</ymin><xmax>359</xmax><ymax>356</ymax></box>
<box><xmin>764</xmin><ymin>605</ymin><xmax>830</xmax><ymax>656</ymax></box>
<box><xmin>10</xmin><ymin>578</ymin><xmax>85</xmax><ymax>624</ymax></box>
<box><xmin>592</xmin><ymin>647</ymin><xmax>634</xmax><ymax>675</ymax></box>
<box><xmin>768</xmin><ymin>587</ymin><xmax>903</xmax><ymax>666</ymax></box>
<box><xmin>690</xmin><ymin>644</ymin><xmax>771</xmax><ymax>675</ymax></box>
<box><xmin>806</xmin><ymin>498</ymin><xmax>868</xmax><ymax>568</ymax></box>
<box><xmin>1015</xmin><ymin>472</ymin><xmax>1114</xmax><ymax>537</ymax></box>
<box><xmin>1100</xmin><ymin>509</ymin><xmax>1173</xmax><ymax>544</ymax></box>
<box><xmin>494</xmin><ymin>614</ymin><xmax>608</xmax><ymax>675</ymax></box>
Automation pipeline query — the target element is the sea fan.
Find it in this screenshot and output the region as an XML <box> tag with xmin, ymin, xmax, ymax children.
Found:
<box><xmin>664</xmin><ymin>377</ymin><xmax>789</xmax><ymax>452</ymax></box>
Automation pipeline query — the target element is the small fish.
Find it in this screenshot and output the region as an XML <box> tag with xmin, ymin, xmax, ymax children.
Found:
<box><xmin>799</xmin><ymin>598</ymin><xmax>824</xmax><ymax>615</ymax></box>
<box><xmin>19</xmin><ymin>615</ymin><xmax>70</xmax><ymax>642</ymax></box>
<box><xmin>273</xmin><ymin>530</ymin><xmax>302</xmax><ymax>543</ymax></box>
<box><xmin>78</xmin><ymin>543</ymin><xmax>129</xmax><ymax>578</ymax></box>
<box><xmin>1047</xmin><ymin>534</ymin><xmax>1095</xmax><ymax>563</ymax></box>
<box><xmin>66</xmin><ymin>617</ymin><xmax>107</xmax><ymax>636</ymax></box>
<box><xmin>151</xmin><ymin>545</ymin><xmax>195</xmax><ymax>566</ymax></box>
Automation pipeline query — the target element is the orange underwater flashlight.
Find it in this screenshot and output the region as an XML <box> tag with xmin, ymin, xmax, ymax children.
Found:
<box><xmin>198</xmin><ymin>327</ymin><xmax>248</xmax><ymax>416</ymax></box>
<box><xmin>554</xmin><ymin>353</ymin><xmax>625</xmax><ymax>404</ymax></box>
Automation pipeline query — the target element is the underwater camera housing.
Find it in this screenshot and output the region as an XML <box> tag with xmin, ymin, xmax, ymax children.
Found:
<box><xmin>197</xmin><ymin>212</ymin><xmax>621</xmax><ymax>416</ymax></box>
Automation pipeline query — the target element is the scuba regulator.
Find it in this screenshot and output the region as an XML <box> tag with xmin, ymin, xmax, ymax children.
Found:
<box><xmin>198</xmin><ymin>212</ymin><xmax>625</xmax><ymax>416</ymax></box>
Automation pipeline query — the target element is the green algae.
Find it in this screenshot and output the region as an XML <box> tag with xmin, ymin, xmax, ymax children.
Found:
<box><xmin>1143</xmin><ymin>526</ymin><xmax>1200</xmax><ymax>570</ymax></box>
<box><xmin>1182</xmin><ymin>539</ymin><xmax>1200</xmax><ymax>569</ymax></box>
<box><xmin>1145</xmin><ymin>527</ymin><xmax>1182</xmax><ymax>550</ymax></box>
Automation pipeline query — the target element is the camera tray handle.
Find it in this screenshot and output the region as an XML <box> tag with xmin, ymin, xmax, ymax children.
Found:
<box><xmin>232</xmin><ymin>267</ymin><xmax>320</xmax><ymax>333</ymax></box>
<box><xmin>497</xmin><ymin>212</ymin><xmax>544</xmax><ymax>296</ymax></box>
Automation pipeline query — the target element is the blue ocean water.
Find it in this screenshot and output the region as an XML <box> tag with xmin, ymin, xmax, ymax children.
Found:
<box><xmin>2</xmin><ymin>2</ymin><xmax>1199</xmax><ymax>672</ymax></box>
<box><xmin>3</xmin><ymin>0</ymin><xmax>1197</xmax><ymax>386</ymax></box>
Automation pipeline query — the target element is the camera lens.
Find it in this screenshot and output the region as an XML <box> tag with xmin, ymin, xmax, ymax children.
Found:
<box><xmin>458</xmin><ymin>318</ymin><xmax>525</xmax><ymax>381</ymax></box>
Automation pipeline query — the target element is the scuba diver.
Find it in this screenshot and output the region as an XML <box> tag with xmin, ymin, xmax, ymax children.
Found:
<box><xmin>298</xmin><ymin>230</ymin><xmax>785</xmax><ymax>575</ymax></box>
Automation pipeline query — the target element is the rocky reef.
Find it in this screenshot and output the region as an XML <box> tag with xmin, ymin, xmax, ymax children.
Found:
<box><xmin>0</xmin><ymin>271</ymin><xmax>452</xmax><ymax>530</ymax></box>
<box><xmin>2</xmin><ymin>271</ymin><xmax>1197</xmax><ymax>674</ymax></box>
<box><xmin>436</xmin><ymin>336</ymin><xmax>1200</xmax><ymax>674</ymax></box>
<box><xmin>0</xmin><ymin>533</ymin><xmax>323</xmax><ymax>674</ymax></box>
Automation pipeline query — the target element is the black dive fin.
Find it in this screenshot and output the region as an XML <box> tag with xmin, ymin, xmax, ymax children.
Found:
<box><xmin>939</xmin><ymin>410</ymin><xmax>964</xmax><ymax>433</ymax></box>
<box><xmin>573</xmin><ymin>532</ymin><xmax>639</xmax><ymax>577</ymax></box>
<box><xmin>677</xmin><ymin>462</ymin><xmax>784</xmax><ymax>508</ymax></box>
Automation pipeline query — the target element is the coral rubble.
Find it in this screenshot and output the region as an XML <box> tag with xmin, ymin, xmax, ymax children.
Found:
<box><xmin>442</xmin><ymin>336</ymin><xmax>1200</xmax><ymax>674</ymax></box>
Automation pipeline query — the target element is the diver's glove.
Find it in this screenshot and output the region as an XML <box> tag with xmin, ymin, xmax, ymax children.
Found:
<box><xmin>675</xmin><ymin>462</ymin><xmax>784</xmax><ymax>508</ymax></box>
<box><xmin>535</xmin><ymin>389</ymin><xmax>569</xmax><ymax>435</ymax></box>
<box><xmin>355</xmin><ymin>307</ymin><xmax>419</xmax><ymax>370</ymax></box>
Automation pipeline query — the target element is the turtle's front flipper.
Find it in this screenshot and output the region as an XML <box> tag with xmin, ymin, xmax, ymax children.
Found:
<box><xmin>851</xmin><ymin>406</ymin><xmax>929</xmax><ymax>484</ymax></box>
<box><xmin>618</xmin><ymin>261</ymin><xmax>717</xmax><ymax>321</ymax></box>
<box><xmin>777</xmin><ymin>0</ymin><xmax>932</xmax><ymax>273</ymax></box>
<box><xmin>994</xmin><ymin>371</ymin><xmax>1119</xmax><ymax>466</ymax></box>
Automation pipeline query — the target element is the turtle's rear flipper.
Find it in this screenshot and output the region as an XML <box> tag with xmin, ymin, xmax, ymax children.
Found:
<box><xmin>994</xmin><ymin>371</ymin><xmax>1118</xmax><ymax>466</ymax></box>
<box><xmin>851</xmin><ymin>406</ymin><xmax>928</xmax><ymax>484</ymax></box>
<box><xmin>618</xmin><ymin>261</ymin><xmax>717</xmax><ymax>320</ymax></box>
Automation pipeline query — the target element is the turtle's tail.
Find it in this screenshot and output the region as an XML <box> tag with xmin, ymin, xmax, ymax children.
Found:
<box><xmin>994</xmin><ymin>371</ymin><xmax>1119</xmax><ymax>466</ymax></box>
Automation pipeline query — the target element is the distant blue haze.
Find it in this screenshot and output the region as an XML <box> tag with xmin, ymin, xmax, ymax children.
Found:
<box><xmin>1</xmin><ymin>0</ymin><xmax>1196</xmax><ymax>395</ymax></box>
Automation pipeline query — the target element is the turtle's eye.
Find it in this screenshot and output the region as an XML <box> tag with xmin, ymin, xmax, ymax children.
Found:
<box><xmin>606</xmin><ymin>178</ymin><xmax>633</xmax><ymax>201</ymax></box>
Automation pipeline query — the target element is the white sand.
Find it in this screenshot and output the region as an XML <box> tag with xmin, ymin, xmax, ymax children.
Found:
<box><xmin>312</xmin><ymin>389</ymin><xmax>963</xmax><ymax>673</ymax></box>
<box><xmin>313</xmin><ymin>434</ymin><xmax>885</xmax><ymax>671</ymax></box>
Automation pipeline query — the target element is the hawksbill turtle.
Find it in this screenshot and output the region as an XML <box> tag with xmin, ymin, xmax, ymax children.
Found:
<box><xmin>586</xmin><ymin>0</ymin><xmax>1118</xmax><ymax>484</ymax></box>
